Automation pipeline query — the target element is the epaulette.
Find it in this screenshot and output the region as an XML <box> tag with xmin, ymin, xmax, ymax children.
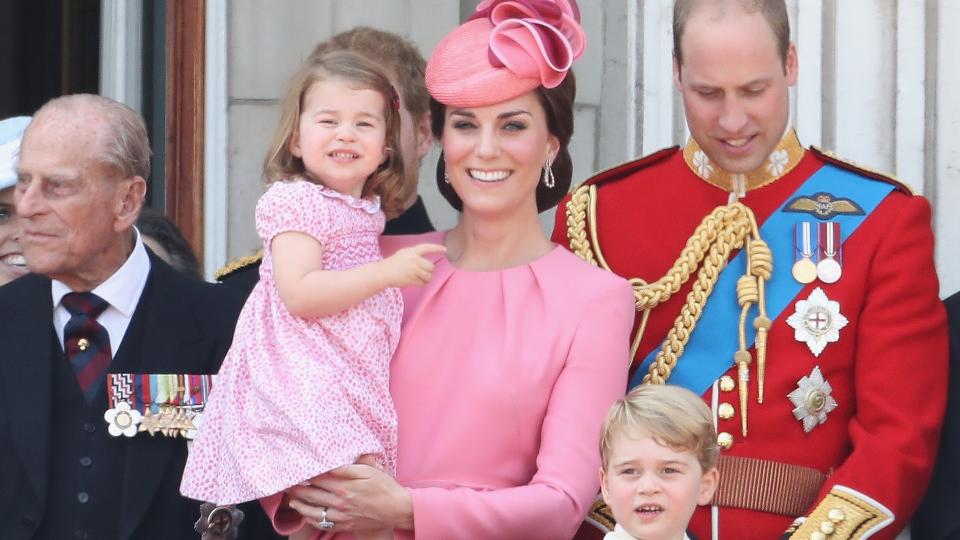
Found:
<box><xmin>810</xmin><ymin>146</ymin><xmax>914</xmax><ymax>195</ymax></box>
<box><xmin>578</xmin><ymin>146</ymin><xmax>679</xmax><ymax>189</ymax></box>
<box><xmin>214</xmin><ymin>250</ymin><xmax>263</xmax><ymax>281</ymax></box>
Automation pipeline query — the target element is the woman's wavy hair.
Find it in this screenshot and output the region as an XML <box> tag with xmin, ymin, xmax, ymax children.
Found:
<box><xmin>264</xmin><ymin>50</ymin><xmax>406</xmax><ymax>218</ymax></box>
<box><xmin>429</xmin><ymin>72</ymin><xmax>576</xmax><ymax>214</ymax></box>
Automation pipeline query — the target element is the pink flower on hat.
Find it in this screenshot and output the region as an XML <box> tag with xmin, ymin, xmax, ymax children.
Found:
<box><xmin>471</xmin><ymin>0</ymin><xmax>585</xmax><ymax>89</ymax></box>
<box><xmin>426</xmin><ymin>0</ymin><xmax>585</xmax><ymax>108</ymax></box>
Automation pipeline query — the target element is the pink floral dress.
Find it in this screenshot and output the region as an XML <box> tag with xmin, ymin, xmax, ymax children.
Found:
<box><xmin>180</xmin><ymin>179</ymin><xmax>402</xmax><ymax>505</ymax></box>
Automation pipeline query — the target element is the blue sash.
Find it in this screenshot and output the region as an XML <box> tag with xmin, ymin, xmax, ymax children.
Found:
<box><xmin>630</xmin><ymin>164</ymin><xmax>895</xmax><ymax>393</ymax></box>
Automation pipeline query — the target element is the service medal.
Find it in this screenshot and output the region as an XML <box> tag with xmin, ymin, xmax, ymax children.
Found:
<box><xmin>792</xmin><ymin>222</ymin><xmax>818</xmax><ymax>284</ymax></box>
<box><xmin>104</xmin><ymin>372</ymin><xmax>213</xmax><ymax>439</ymax></box>
<box><xmin>816</xmin><ymin>222</ymin><xmax>843</xmax><ymax>283</ymax></box>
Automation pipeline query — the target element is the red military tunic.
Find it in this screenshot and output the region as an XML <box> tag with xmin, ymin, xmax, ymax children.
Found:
<box><xmin>553</xmin><ymin>131</ymin><xmax>947</xmax><ymax>540</ymax></box>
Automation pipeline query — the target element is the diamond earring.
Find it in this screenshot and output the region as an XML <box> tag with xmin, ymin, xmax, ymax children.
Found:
<box><xmin>543</xmin><ymin>159</ymin><xmax>555</xmax><ymax>188</ymax></box>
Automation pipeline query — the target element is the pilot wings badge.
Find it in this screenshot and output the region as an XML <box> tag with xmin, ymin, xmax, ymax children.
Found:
<box><xmin>784</xmin><ymin>192</ymin><xmax>865</xmax><ymax>220</ymax></box>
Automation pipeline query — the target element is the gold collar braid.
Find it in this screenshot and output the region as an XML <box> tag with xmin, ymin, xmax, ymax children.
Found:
<box><xmin>565</xmin><ymin>142</ymin><xmax>793</xmax><ymax>437</ymax></box>
<box><xmin>683</xmin><ymin>130</ymin><xmax>805</xmax><ymax>194</ymax></box>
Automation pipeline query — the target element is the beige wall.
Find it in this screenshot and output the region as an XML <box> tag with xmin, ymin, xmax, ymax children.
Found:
<box><xmin>220</xmin><ymin>0</ymin><xmax>959</xmax><ymax>298</ymax></box>
<box><xmin>224</xmin><ymin>0</ymin><xmax>462</xmax><ymax>258</ymax></box>
<box><xmin>221</xmin><ymin>0</ymin><xmax>625</xmax><ymax>260</ymax></box>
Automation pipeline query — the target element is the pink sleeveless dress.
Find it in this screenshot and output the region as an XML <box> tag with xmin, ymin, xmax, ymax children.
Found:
<box><xmin>180</xmin><ymin>179</ymin><xmax>402</xmax><ymax>505</ymax></box>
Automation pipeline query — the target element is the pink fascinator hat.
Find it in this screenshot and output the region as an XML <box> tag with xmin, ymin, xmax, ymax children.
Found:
<box><xmin>426</xmin><ymin>0</ymin><xmax>585</xmax><ymax>108</ymax></box>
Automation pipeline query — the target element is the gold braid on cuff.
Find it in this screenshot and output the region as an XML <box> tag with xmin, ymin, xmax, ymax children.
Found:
<box><xmin>788</xmin><ymin>486</ymin><xmax>894</xmax><ymax>540</ymax></box>
<box><xmin>583</xmin><ymin>497</ymin><xmax>616</xmax><ymax>533</ymax></box>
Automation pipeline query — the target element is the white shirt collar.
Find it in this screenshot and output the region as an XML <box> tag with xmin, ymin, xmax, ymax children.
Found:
<box><xmin>604</xmin><ymin>524</ymin><xmax>691</xmax><ymax>540</ymax></box>
<box><xmin>51</xmin><ymin>227</ymin><xmax>151</xmax><ymax>313</ymax></box>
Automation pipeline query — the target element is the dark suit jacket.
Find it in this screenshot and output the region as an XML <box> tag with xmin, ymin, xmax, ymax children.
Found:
<box><xmin>914</xmin><ymin>291</ymin><xmax>960</xmax><ymax>540</ymax></box>
<box><xmin>0</xmin><ymin>252</ymin><xmax>278</xmax><ymax>539</ymax></box>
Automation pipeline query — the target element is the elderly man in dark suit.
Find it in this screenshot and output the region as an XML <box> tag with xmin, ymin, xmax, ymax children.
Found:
<box><xmin>914</xmin><ymin>291</ymin><xmax>960</xmax><ymax>540</ymax></box>
<box><xmin>0</xmin><ymin>94</ymin><xmax>274</xmax><ymax>539</ymax></box>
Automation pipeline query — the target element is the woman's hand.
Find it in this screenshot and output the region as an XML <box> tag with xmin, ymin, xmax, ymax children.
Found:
<box><xmin>286</xmin><ymin>463</ymin><xmax>415</xmax><ymax>533</ymax></box>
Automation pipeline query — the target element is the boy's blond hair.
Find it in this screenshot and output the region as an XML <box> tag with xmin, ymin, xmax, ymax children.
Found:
<box><xmin>600</xmin><ymin>385</ymin><xmax>719</xmax><ymax>471</ymax></box>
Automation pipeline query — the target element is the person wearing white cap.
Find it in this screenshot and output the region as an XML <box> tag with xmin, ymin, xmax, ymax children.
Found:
<box><xmin>0</xmin><ymin>116</ymin><xmax>31</xmax><ymax>286</ymax></box>
<box><xmin>0</xmin><ymin>95</ymin><xmax>278</xmax><ymax>540</ymax></box>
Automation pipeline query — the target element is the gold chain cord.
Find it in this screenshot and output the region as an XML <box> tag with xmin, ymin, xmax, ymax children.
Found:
<box><xmin>565</xmin><ymin>184</ymin><xmax>772</xmax><ymax>435</ymax></box>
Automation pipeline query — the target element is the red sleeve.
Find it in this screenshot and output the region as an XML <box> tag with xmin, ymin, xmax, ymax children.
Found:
<box><xmin>806</xmin><ymin>194</ymin><xmax>948</xmax><ymax>538</ymax></box>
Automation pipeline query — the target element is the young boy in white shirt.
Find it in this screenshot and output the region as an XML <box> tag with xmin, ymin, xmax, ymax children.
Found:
<box><xmin>599</xmin><ymin>385</ymin><xmax>720</xmax><ymax>540</ymax></box>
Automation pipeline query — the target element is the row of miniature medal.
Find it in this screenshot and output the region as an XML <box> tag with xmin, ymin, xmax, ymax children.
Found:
<box><xmin>787</xmin><ymin>221</ymin><xmax>845</xmax><ymax>434</ymax></box>
<box><xmin>791</xmin><ymin>221</ymin><xmax>842</xmax><ymax>284</ymax></box>
<box><xmin>103</xmin><ymin>373</ymin><xmax>212</xmax><ymax>439</ymax></box>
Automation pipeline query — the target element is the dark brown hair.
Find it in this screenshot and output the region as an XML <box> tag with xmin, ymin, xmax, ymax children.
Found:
<box><xmin>430</xmin><ymin>72</ymin><xmax>577</xmax><ymax>214</ymax></box>
<box><xmin>673</xmin><ymin>0</ymin><xmax>790</xmax><ymax>71</ymax></box>
<box><xmin>263</xmin><ymin>50</ymin><xmax>406</xmax><ymax>218</ymax></box>
<box><xmin>137</xmin><ymin>208</ymin><xmax>201</xmax><ymax>279</ymax></box>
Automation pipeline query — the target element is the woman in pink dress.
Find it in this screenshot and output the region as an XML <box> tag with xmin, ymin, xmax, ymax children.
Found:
<box><xmin>180</xmin><ymin>51</ymin><xmax>443</xmax><ymax>540</ymax></box>
<box><xmin>265</xmin><ymin>2</ymin><xmax>635</xmax><ymax>538</ymax></box>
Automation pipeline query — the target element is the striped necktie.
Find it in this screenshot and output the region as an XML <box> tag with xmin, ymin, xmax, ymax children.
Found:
<box><xmin>62</xmin><ymin>292</ymin><xmax>113</xmax><ymax>403</ymax></box>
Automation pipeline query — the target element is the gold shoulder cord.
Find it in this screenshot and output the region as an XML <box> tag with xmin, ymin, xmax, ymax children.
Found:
<box><xmin>566</xmin><ymin>184</ymin><xmax>772</xmax><ymax>436</ymax></box>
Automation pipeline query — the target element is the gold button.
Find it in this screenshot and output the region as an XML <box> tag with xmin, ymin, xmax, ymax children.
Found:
<box><xmin>717</xmin><ymin>432</ymin><xmax>733</xmax><ymax>450</ymax></box>
<box><xmin>719</xmin><ymin>376</ymin><xmax>735</xmax><ymax>392</ymax></box>
<box><xmin>820</xmin><ymin>521</ymin><xmax>835</xmax><ymax>535</ymax></box>
<box><xmin>78</xmin><ymin>338</ymin><xmax>90</xmax><ymax>351</ymax></box>
<box><xmin>827</xmin><ymin>509</ymin><xmax>845</xmax><ymax>523</ymax></box>
<box><xmin>718</xmin><ymin>403</ymin><xmax>735</xmax><ymax>420</ymax></box>
<box><xmin>810</xmin><ymin>532</ymin><xmax>827</xmax><ymax>540</ymax></box>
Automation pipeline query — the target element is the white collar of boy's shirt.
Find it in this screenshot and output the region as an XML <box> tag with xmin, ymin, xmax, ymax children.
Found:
<box><xmin>51</xmin><ymin>227</ymin><xmax>152</xmax><ymax>356</ymax></box>
<box><xmin>604</xmin><ymin>524</ymin><xmax>691</xmax><ymax>540</ymax></box>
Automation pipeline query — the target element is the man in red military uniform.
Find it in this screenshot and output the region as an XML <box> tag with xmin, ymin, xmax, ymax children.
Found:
<box><xmin>553</xmin><ymin>1</ymin><xmax>948</xmax><ymax>539</ymax></box>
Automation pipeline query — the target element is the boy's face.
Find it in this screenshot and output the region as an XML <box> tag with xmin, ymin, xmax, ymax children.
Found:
<box><xmin>600</xmin><ymin>431</ymin><xmax>719</xmax><ymax>540</ymax></box>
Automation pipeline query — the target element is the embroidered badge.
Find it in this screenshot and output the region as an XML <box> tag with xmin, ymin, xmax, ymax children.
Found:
<box><xmin>693</xmin><ymin>150</ymin><xmax>713</xmax><ymax>178</ymax></box>
<box><xmin>784</xmin><ymin>192</ymin><xmax>865</xmax><ymax>220</ymax></box>
<box><xmin>767</xmin><ymin>149</ymin><xmax>790</xmax><ymax>176</ymax></box>
<box><xmin>788</xmin><ymin>366</ymin><xmax>838</xmax><ymax>433</ymax></box>
<box><xmin>786</xmin><ymin>287</ymin><xmax>849</xmax><ymax>357</ymax></box>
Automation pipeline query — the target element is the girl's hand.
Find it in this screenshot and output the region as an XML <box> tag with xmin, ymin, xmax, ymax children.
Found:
<box><xmin>379</xmin><ymin>243</ymin><xmax>446</xmax><ymax>287</ymax></box>
<box><xmin>286</xmin><ymin>463</ymin><xmax>414</xmax><ymax>533</ymax></box>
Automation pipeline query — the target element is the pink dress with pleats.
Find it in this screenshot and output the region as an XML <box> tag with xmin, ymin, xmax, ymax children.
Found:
<box><xmin>180</xmin><ymin>179</ymin><xmax>402</xmax><ymax>505</ymax></box>
<box><xmin>264</xmin><ymin>231</ymin><xmax>636</xmax><ymax>539</ymax></box>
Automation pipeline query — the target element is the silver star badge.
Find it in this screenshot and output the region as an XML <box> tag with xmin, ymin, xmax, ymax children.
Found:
<box><xmin>788</xmin><ymin>366</ymin><xmax>838</xmax><ymax>432</ymax></box>
<box><xmin>786</xmin><ymin>287</ymin><xmax>848</xmax><ymax>356</ymax></box>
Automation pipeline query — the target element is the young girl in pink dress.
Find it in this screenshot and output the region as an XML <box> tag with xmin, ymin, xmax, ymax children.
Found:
<box><xmin>180</xmin><ymin>51</ymin><xmax>443</xmax><ymax>529</ymax></box>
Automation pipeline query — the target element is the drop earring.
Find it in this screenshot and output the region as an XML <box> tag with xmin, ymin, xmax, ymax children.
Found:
<box><xmin>543</xmin><ymin>159</ymin><xmax>555</xmax><ymax>189</ymax></box>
